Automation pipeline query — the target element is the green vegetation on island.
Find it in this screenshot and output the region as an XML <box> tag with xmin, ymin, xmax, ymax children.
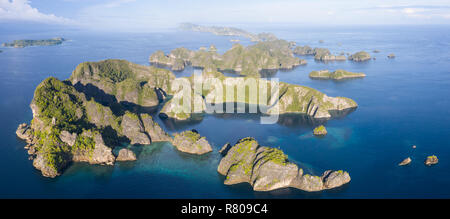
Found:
<box><xmin>425</xmin><ymin>155</ymin><xmax>438</xmax><ymax>166</ymax></box>
<box><xmin>179</xmin><ymin>23</ymin><xmax>278</xmax><ymax>42</ymax></box>
<box><xmin>293</xmin><ymin>45</ymin><xmax>346</xmax><ymax>61</ymax></box>
<box><xmin>70</xmin><ymin>59</ymin><xmax>175</xmax><ymax>109</ymax></box>
<box><xmin>16</xmin><ymin>59</ymin><xmax>357</xmax><ymax>179</ymax></box>
<box><xmin>313</xmin><ymin>125</ymin><xmax>327</xmax><ymax>136</ymax></box>
<box><xmin>150</xmin><ymin>40</ymin><xmax>306</xmax><ymax>77</ymax></box>
<box><xmin>348</xmin><ymin>51</ymin><xmax>371</xmax><ymax>62</ymax></box>
<box><xmin>217</xmin><ymin>137</ymin><xmax>351</xmax><ymax>192</ymax></box>
<box><xmin>399</xmin><ymin>157</ymin><xmax>412</xmax><ymax>166</ymax></box>
<box><xmin>2</xmin><ymin>37</ymin><xmax>66</xmax><ymax>48</ymax></box>
<box><xmin>172</xmin><ymin>130</ymin><xmax>213</xmax><ymax>155</ymax></box>
<box><xmin>309</xmin><ymin>69</ymin><xmax>366</xmax><ymax>80</ymax></box>
<box><xmin>159</xmin><ymin>70</ymin><xmax>358</xmax><ymax>121</ymax></box>
<box><xmin>16</xmin><ymin>60</ymin><xmax>175</xmax><ymax>177</ymax></box>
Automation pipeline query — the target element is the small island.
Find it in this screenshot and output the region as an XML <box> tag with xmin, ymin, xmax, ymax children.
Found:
<box><xmin>179</xmin><ymin>23</ymin><xmax>277</xmax><ymax>42</ymax></box>
<box><xmin>217</xmin><ymin>137</ymin><xmax>351</xmax><ymax>192</ymax></box>
<box><xmin>293</xmin><ymin>46</ymin><xmax>346</xmax><ymax>61</ymax></box>
<box><xmin>15</xmin><ymin>59</ymin><xmax>358</xmax><ymax>181</ymax></box>
<box><xmin>399</xmin><ymin>157</ymin><xmax>412</xmax><ymax>166</ymax></box>
<box><xmin>172</xmin><ymin>130</ymin><xmax>213</xmax><ymax>155</ymax></box>
<box><xmin>2</xmin><ymin>37</ymin><xmax>66</xmax><ymax>48</ymax></box>
<box><xmin>348</xmin><ymin>51</ymin><xmax>371</xmax><ymax>62</ymax></box>
<box><xmin>425</xmin><ymin>155</ymin><xmax>438</xmax><ymax>166</ymax></box>
<box><xmin>313</xmin><ymin>125</ymin><xmax>327</xmax><ymax>136</ymax></box>
<box><xmin>309</xmin><ymin>69</ymin><xmax>366</xmax><ymax>80</ymax></box>
<box><xmin>150</xmin><ymin>39</ymin><xmax>306</xmax><ymax>77</ymax></box>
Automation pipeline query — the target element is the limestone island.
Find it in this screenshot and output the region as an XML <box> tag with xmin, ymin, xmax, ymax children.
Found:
<box><xmin>2</xmin><ymin>37</ymin><xmax>66</xmax><ymax>48</ymax></box>
<box><xmin>158</xmin><ymin>70</ymin><xmax>358</xmax><ymax>121</ymax></box>
<box><xmin>179</xmin><ymin>23</ymin><xmax>278</xmax><ymax>42</ymax></box>
<box><xmin>399</xmin><ymin>157</ymin><xmax>411</xmax><ymax>166</ymax></box>
<box><xmin>116</xmin><ymin>148</ymin><xmax>137</xmax><ymax>161</ymax></box>
<box><xmin>348</xmin><ymin>51</ymin><xmax>371</xmax><ymax>62</ymax></box>
<box><xmin>172</xmin><ymin>130</ymin><xmax>212</xmax><ymax>155</ymax></box>
<box><xmin>16</xmin><ymin>59</ymin><xmax>357</xmax><ymax>178</ymax></box>
<box><xmin>309</xmin><ymin>69</ymin><xmax>366</xmax><ymax>80</ymax></box>
<box><xmin>313</xmin><ymin>125</ymin><xmax>327</xmax><ymax>136</ymax></box>
<box><xmin>425</xmin><ymin>155</ymin><xmax>438</xmax><ymax>166</ymax></box>
<box><xmin>150</xmin><ymin>39</ymin><xmax>307</xmax><ymax>77</ymax></box>
<box><xmin>14</xmin><ymin>60</ymin><xmax>185</xmax><ymax>177</ymax></box>
<box><xmin>217</xmin><ymin>137</ymin><xmax>351</xmax><ymax>192</ymax></box>
<box><xmin>293</xmin><ymin>46</ymin><xmax>346</xmax><ymax>62</ymax></box>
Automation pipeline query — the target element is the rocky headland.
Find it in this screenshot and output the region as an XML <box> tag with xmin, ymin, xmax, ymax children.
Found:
<box><xmin>116</xmin><ymin>148</ymin><xmax>137</xmax><ymax>161</ymax></box>
<box><xmin>309</xmin><ymin>69</ymin><xmax>366</xmax><ymax>80</ymax></box>
<box><xmin>217</xmin><ymin>137</ymin><xmax>351</xmax><ymax>192</ymax></box>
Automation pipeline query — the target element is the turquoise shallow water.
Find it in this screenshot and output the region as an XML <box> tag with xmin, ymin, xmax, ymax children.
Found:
<box><xmin>0</xmin><ymin>25</ymin><xmax>449</xmax><ymax>198</ymax></box>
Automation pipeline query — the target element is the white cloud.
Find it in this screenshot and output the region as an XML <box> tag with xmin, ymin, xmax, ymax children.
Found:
<box><xmin>0</xmin><ymin>0</ymin><xmax>74</xmax><ymax>24</ymax></box>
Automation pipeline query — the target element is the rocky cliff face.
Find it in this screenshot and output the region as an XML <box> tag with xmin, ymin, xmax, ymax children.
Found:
<box><xmin>116</xmin><ymin>148</ymin><xmax>137</xmax><ymax>161</ymax></box>
<box><xmin>17</xmin><ymin>62</ymin><xmax>173</xmax><ymax>177</ymax></box>
<box><xmin>158</xmin><ymin>71</ymin><xmax>357</xmax><ymax>121</ymax></box>
<box><xmin>172</xmin><ymin>130</ymin><xmax>212</xmax><ymax>155</ymax></box>
<box><xmin>149</xmin><ymin>40</ymin><xmax>306</xmax><ymax>77</ymax></box>
<box><xmin>269</xmin><ymin>82</ymin><xmax>358</xmax><ymax>118</ymax></box>
<box><xmin>218</xmin><ymin>137</ymin><xmax>351</xmax><ymax>192</ymax></box>
<box><xmin>293</xmin><ymin>46</ymin><xmax>346</xmax><ymax>62</ymax></box>
<box><xmin>70</xmin><ymin>59</ymin><xmax>175</xmax><ymax>109</ymax></box>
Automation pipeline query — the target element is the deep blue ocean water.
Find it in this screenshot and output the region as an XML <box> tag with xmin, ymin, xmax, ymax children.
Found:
<box><xmin>0</xmin><ymin>25</ymin><xmax>449</xmax><ymax>198</ymax></box>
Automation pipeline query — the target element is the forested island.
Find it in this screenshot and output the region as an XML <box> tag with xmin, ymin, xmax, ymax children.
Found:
<box><xmin>15</xmin><ymin>59</ymin><xmax>354</xmax><ymax>192</ymax></box>
<box><xmin>179</xmin><ymin>23</ymin><xmax>278</xmax><ymax>42</ymax></box>
<box><xmin>2</xmin><ymin>37</ymin><xmax>66</xmax><ymax>48</ymax></box>
<box><xmin>309</xmin><ymin>69</ymin><xmax>366</xmax><ymax>80</ymax></box>
<box><xmin>150</xmin><ymin>40</ymin><xmax>306</xmax><ymax>77</ymax></box>
<box><xmin>293</xmin><ymin>45</ymin><xmax>346</xmax><ymax>61</ymax></box>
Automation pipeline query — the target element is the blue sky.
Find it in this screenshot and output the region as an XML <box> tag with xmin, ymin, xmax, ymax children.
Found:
<box><xmin>1</xmin><ymin>0</ymin><xmax>450</xmax><ymax>31</ymax></box>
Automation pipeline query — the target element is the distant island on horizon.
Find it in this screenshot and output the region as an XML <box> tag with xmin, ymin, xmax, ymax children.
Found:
<box><xmin>2</xmin><ymin>37</ymin><xmax>66</xmax><ymax>48</ymax></box>
<box><xmin>179</xmin><ymin>23</ymin><xmax>277</xmax><ymax>42</ymax></box>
